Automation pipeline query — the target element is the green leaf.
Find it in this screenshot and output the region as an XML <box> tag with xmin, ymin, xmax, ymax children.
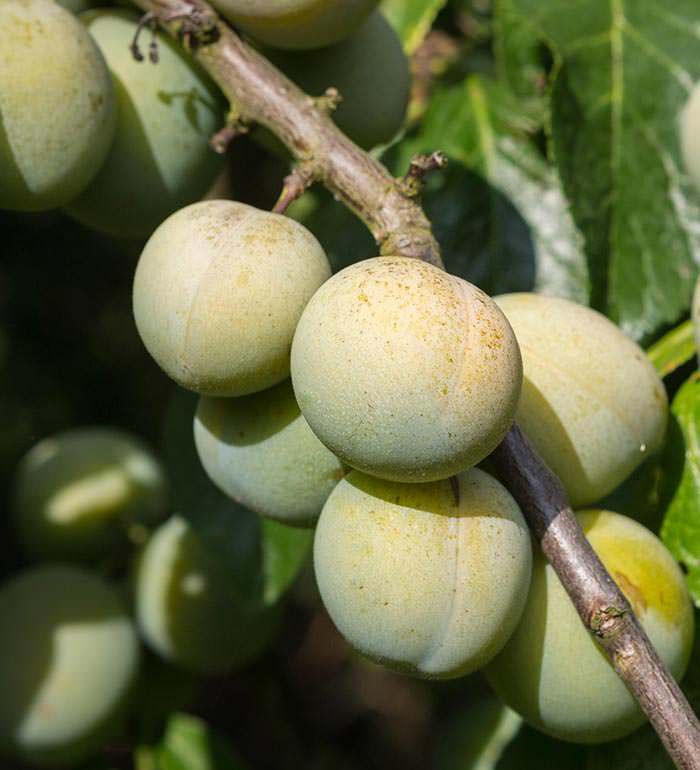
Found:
<box><xmin>660</xmin><ymin>373</ymin><xmax>700</xmax><ymax>604</ymax></box>
<box><xmin>156</xmin><ymin>713</ymin><xmax>248</xmax><ymax>770</ymax></box>
<box><xmin>393</xmin><ymin>75</ymin><xmax>589</xmax><ymax>302</ymax></box>
<box><xmin>380</xmin><ymin>0</ymin><xmax>448</xmax><ymax>53</ymax></box>
<box><xmin>648</xmin><ymin>319</ymin><xmax>697</xmax><ymax>378</ymax></box>
<box><xmin>503</xmin><ymin>0</ymin><xmax>700</xmax><ymax>341</ymax></box>
<box><xmin>161</xmin><ymin>387</ymin><xmax>311</xmax><ymax>608</ymax></box>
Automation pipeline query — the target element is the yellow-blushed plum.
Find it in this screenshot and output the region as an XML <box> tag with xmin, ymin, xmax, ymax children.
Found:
<box><xmin>194</xmin><ymin>380</ymin><xmax>345</xmax><ymax>526</ymax></box>
<box><xmin>0</xmin><ymin>565</ymin><xmax>140</xmax><ymax>767</ymax></box>
<box><xmin>211</xmin><ymin>0</ymin><xmax>378</xmax><ymax>50</ymax></box>
<box><xmin>263</xmin><ymin>12</ymin><xmax>409</xmax><ymax>149</ymax></box>
<box><xmin>65</xmin><ymin>10</ymin><xmax>225</xmax><ymax>239</ymax></box>
<box><xmin>495</xmin><ymin>293</ymin><xmax>667</xmax><ymax>507</ymax></box>
<box><xmin>135</xmin><ymin>515</ymin><xmax>279</xmax><ymax>674</ymax></box>
<box><xmin>12</xmin><ymin>428</ymin><xmax>167</xmax><ymax>563</ymax></box>
<box><xmin>133</xmin><ymin>200</ymin><xmax>331</xmax><ymax>396</ymax></box>
<box><xmin>486</xmin><ymin>510</ymin><xmax>694</xmax><ymax>744</ymax></box>
<box><xmin>313</xmin><ymin>468</ymin><xmax>532</xmax><ymax>678</ymax></box>
<box><xmin>291</xmin><ymin>257</ymin><xmax>522</xmax><ymax>483</ymax></box>
<box><xmin>0</xmin><ymin>0</ymin><xmax>115</xmax><ymax>211</ymax></box>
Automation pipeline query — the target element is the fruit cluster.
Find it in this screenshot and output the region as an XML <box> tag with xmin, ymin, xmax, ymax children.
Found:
<box><xmin>133</xmin><ymin>196</ymin><xmax>691</xmax><ymax>745</ymax></box>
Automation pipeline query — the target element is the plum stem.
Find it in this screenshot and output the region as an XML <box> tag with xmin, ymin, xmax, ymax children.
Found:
<box><xmin>127</xmin><ymin>1</ymin><xmax>700</xmax><ymax>766</ymax></box>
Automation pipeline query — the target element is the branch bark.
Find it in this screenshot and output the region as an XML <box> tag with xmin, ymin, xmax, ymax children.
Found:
<box><xmin>129</xmin><ymin>1</ymin><xmax>700</xmax><ymax>767</ymax></box>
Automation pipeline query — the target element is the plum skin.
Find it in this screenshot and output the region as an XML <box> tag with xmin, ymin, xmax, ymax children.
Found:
<box><xmin>211</xmin><ymin>0</ymin><xmax>379</xmax><ymax>50</ymax></box>
<box><xmin>12</xmin><ymin>427</ymin><xmax>167</xmax><ymax>564</ymax></box>
<box><xmin>486</xmin><ymin>509</ymin><xmax>694</xmax><ymax>744</ymax></box>
<box><xmin>495</xmin><ymin>292</ymin><xmax>668</xmax><ymax>507</ymax></box>
<box><xmin>135</xmin><ymin>515</ymin><xmax>279</xmax><ymax>674</ymax></box>
<box><xmin>65</xmin><ymin>9</ymin><xmax>225</xmax><ymax>239</ymax></box>
<box><xmin>194</xmin><ymin>380</ymin><xmax>345</xmax><ymax>526</ymax></box>
<box><xmin>133</xmin><ymin>200</ymin><xmax>331</xmax><ymax>397</ymax></box>
<box><xmin>0</xmin><ymin>0</ymin><xmax>115</xmax><ymax>211</ymax></box>
<box><xmin>0</xmin><ymin>565</ymin><xmax>140</xmax><ymax>767</ymax></box>
<box><xmin>291</xmin><ymin>256</ymin><xmax>523</xmax><ymax>483</ymax></box>
<box><xmin>313</xmin><ymin>468</ymin><xmax>532</xmax><ymax>678</ymax></box>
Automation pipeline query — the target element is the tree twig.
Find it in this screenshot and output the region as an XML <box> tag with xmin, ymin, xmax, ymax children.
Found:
<box><xmin>128</xmin><ymin>1</ymin><xmax>700</xmax><ymax>766</ymax></box>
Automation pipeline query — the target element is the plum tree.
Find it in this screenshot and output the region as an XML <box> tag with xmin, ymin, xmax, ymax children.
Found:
<box><xmin>495</xmin><ymin>293</ymin><xmax>667</xmax><ymax>507</ymax></box>
<box><xmin>135</xmin><ymin>515</ymin><xmax>279</xmax><ymax>674</ymax></box>
<box><xmin>12</xmin><ymin>428</ymin><xmax>167</xmax><ymax>563</ymax></box>
<box><xmin>0</xmin><ymin>0</ymin><xmax>115</xmax><ymax>211</ymax></box>
<box><xmin>486</xmin><ymin>510</ymin><xmax>694</xmax><ymax>743</ymax></box>
<box><xmin>681</xmin><ymin>82</ymin><xmax>700</xmax><ymax>194</ymax></box>
<box><xmin>133</xmin><ymin>200</ymin><xmax>331</xmax><ymax>396</ymax></box>
<box><xmin>210</xmin><ymin>0</ymin><xmax>379</xmax><ymax>50</ymax></box>
<box><xmin>194</xmin><ymin>380</ymin><xmax>345</xmax><ymax>526</ymax></box>
<box><xmin>0</xmin><ymin>565</ymin><xmax>140</xmax><ymax>766</ymax></box>
<box><xmin>263</xmin><ymin>12</ymin><xmax>409</xmax><ymax>149</ymax></box>
<box><xmin>313</xmin><ymin>468</ymin><xmax>532</xmax><ymax>678</ymax></box>
<box><xmin>291</xmin><ymin>257</ymin><xmax>522</xmax><ymax>482</ymax></box>
<box><xmin>65</xmin><ymin>10</ymin><xmax>225</xmax><ymax>239</ymax></box>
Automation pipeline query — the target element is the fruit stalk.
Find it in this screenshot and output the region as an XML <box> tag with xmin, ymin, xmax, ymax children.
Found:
<box><xmin>128</xmin><ymin>1</ymin><xmax>700</xmax><ymax>765</ymax></box>
<box><xmin>130</xmin><ymin>0</ymin><xmax>441</xmax><ymax>266</ymax></box>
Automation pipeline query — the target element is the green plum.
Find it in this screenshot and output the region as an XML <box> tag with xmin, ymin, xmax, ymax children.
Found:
<box><xmin>0</xmin><ymin>0</ymin><xmax>115</xmax><ymax>211</ymax></box>
<box><xmin>135</xmin><ymin>515</ymin><xmax>279</xmax><ymax>674</ymax></box>
<box><xmin>495</xmin><ymin>293</ymin><xmax>668</xmax><ymax>507</ymax></box>
<box><xmin>66</xmin><ymin>9</ymin><xmax>225</xmax><ymax>238</ymax></box>
<box><xmin>133</xmin><ymin>200</ymin><xmax>331</xmax><ymax>396</ymax></box>
<box><xmin>314</xmin><ymin>468</ymin><xmax>532</xmax><ymax>678</ymax></box>
<box><xmin>291</xmin><ymin>257</ymin><xmax>522</xmax><ymax>482</ymax></box>
<box><xmin>0</xmin><ymin>565</ymin><xmax>140</xmax><ymax>766</ymax></box>
<box><xmin>12</xmin><ymin>427</ymin><xmax>166</xmax><ymax>563</ymax></box>
<box><xmin>211</xmin><ymin>0</ymin><xmax>379</xmax><ymax>50</ymax></box>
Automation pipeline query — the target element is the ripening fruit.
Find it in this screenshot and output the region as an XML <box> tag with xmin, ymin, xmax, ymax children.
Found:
<box><xmin>692</xmin><ymin>276</ymin><xmax>700</xmax><ymax>355</ymax></box>
<box><xmin>12</xmin><ymin>428</ymin><xmax>167</xmax><ymax>563</ymax></box>
<box><xmin>135</xmin><ymin>515</ymin><xmax>279</xmax><ymax>674</ymax></box>
<box><xmin>264</xmin><ymin>12</ymin><xmax>409</xmax><ymax>149</ymax></box>
<box><xmin>314</xmin><ymin>468</ymin><xmax>532</xmax><ymax>678</ymax></box>
<box><xmin>0</xmin><ymin>0</ymin><xmax>115</xmax><ymax>211</ymax></box>
<box><xmin>291</xmin><ymin>257</ymin><xmax>522</xmax><ymax>482</ymax></box>
<box><xmin>495</xmin><ymin>293</ymin><xmax>667</xmax><ymax>507</ymax></box>
<box><xmin>211</xmin><ymin>0</ymin><xmax>379</xmax><ymax>50</ymax></box>
<box><xmin>133</xmin><ymin>200</ymin><xmax>331</xmax><ymax>396</ymax></box>
<box><xmin>0</xmin><ymin>565</ymin><xmax>140</xmax><ymax>766</ymax></box>
<box><xmin>57</xmin><ymin>0</ymin><xmax>101</xmax><ymax>11</ymax></box>
<box><xmin>65</xmin><ymin>10</ymin><xmax>225</xmax><ymax>239</ymax></box>
<box><xmin>681</xmin><ymin>82</ymin><xmax>700</xmax><ymax>194</ymax></box>
<box><xmin>486</xmin><ymin>510</ymin><xmax>694</xmax><ymax>744</ymax></box>
<box><xmin>194</xmin><ymin>380</ymin><xmax>344</xmax><ymax>526</ymax></box>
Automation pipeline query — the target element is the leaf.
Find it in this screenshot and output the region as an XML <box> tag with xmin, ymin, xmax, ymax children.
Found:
<box><xmin>660</xmin><ymin>373</ymin><xmax>700</xmax><ymax>604</ymax></box>
<box><xmin>502</xmin><ymin>0</ymin><xmax>700</xmax><ymax>341</ymax></box>
<box><xmin>392</xmin><ymin>75</ymin><xmax>590</xmax><ymax>302</ymax></box>
<box><xmin>648</xmin><ymin>319</ymin><xmax>697</xmax><ymax>378</ymax></box>
<box><xmin>161</xmin><ymin>387</ymin><xmax>311</xmax><ymax>608</ymax></box>
<box><xmin>155</xmin><ymin>713</ymin><xmax>248</xmax><ymax>770</ymax></box>
<box><xmin>380</xmin><ymin>0</ymin><xmax>448</xmax><ymax>53</ymax></box>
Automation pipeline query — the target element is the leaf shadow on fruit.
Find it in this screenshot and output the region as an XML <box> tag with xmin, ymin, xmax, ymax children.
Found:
<box><xmin>157</xmin><ymin>87</ymin><xmax>219</xmax><ymax>134</ymax></box>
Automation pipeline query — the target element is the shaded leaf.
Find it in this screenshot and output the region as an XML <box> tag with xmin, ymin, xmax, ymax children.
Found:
<box><xmin>393</xmin><ymin>75</ymin><xmax>589</xmax><ymax>301</ymax></box>
<box><xmin>648</xmin><ymin>319</ymin><xmax>697</xmax><ymax>378</ymax></box>
<box><xmin>660</xmin><ymin>373</ymin><xmax>700</xmax><ymax>604</ymax></box>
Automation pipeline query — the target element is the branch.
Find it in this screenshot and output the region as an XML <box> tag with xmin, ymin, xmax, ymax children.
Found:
<box><xmin>491</xmin><ymin>426</ymin><xmax>700</xmax><ymax>769</ymax></box>
<box><xmin>128</xmin><ymin>1</ymin><xmax>700</xmax><ymax>766</ymax></box>
<box><xmin>130</xmin><ymin>0</ymin><xmax>442</xmax><ymax>266</ymax></box>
